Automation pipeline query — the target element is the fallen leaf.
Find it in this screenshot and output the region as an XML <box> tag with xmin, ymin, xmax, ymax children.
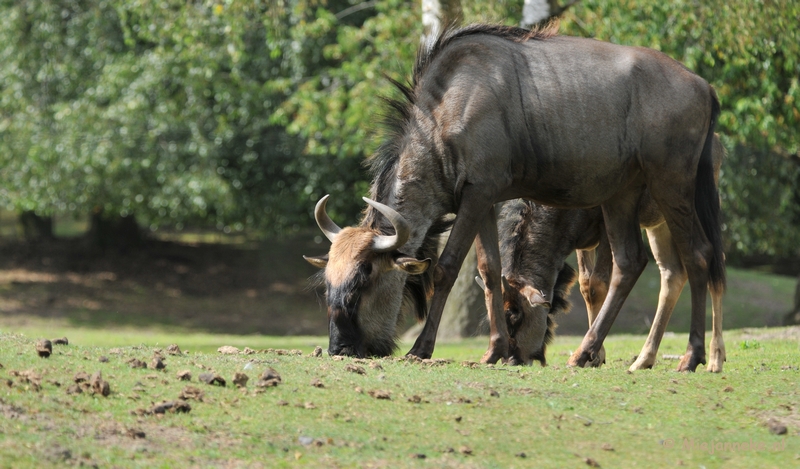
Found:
<box><xmin>179</xmin><ymin>386</ymin><xmax>204</xmax><ymax>401</ymax></box>
<box><xmin>345</xmin><ymin>364</ymin><xmax>366</xmax><ymax>375</ymax></box>
<box><xmin>150</xmin><ymin>357</ymin><xmax>166</xmax><ymax>370</ymax></box>
<box><xmin>198</xmin><ymin>373</ymin><xmax>226</xmax><ymax>386</ymax></box>
<box><xmin>368</xmin><ymin>390</ymin><xmax>391</xmax><ymax>400</ymax></box>
<box><xmin>233</xmin><ymin>372</ymin><xmax>249</xmax><ymax>388</ymax></box>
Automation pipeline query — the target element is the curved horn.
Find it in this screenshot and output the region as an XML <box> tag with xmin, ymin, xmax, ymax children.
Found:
<box><xmin>362</xmin><ymin>197</ymin><xmax>411</xmax><ymax>252</ymax></box>
<box><xmin>314</xmin><ymin>195</ymin><xmax>342</xmax><ymax>243</ymax></box>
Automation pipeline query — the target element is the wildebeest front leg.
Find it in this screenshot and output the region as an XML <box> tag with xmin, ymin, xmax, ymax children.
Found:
<box><xmin>577</xmin><ymin>235</ymin><xmax>612</xmax><ymax>367</ymax></box>
<box><xmin>474</xmin><ymin>207</ymin><xmax>509</xmax><ymax>364</ymax></box>
<box><xmin>568</xmin><ymin>193</ymin><xmax>648</xmax><ymax>367</ymax></box>
<box><xmin>407</xmin><ymin>187</ymin><xmax>495</xmax><ymax>360</ymax></box>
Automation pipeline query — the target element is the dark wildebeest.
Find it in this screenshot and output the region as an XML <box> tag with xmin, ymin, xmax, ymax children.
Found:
<box><xmin>305</xmin><ymin>23</ymin><xmax>725</xmax><ymax>371</ymax></box>
<box><xmin>494</xmin><ymin>135</ymin><xmax>725</xmax><ymax>371</ymax></box>
<box><xmin>476</xmin><ymin>254</ymin><xmax>577</xmax><ymax>367</ymax></box>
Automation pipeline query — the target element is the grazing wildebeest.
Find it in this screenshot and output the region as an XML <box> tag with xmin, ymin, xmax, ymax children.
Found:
<box><xmin>305</xmin><ymin>22</ymin><xmax>725</xmax><ymax>371</ymax></box>
<box><xmin>476</xmin><ymin>256</ymin><xmax>577</xmax><ymax>367</ymax></box>
<box><xmin>495</xmin><ymin>134</ymin><xmax>725</xmax><ymax>371</ymax></box>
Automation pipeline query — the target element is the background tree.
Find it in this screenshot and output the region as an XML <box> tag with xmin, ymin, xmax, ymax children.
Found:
<box><xmin>0</xmin><ymin>1</ymin><xmax>796</xmax><ymax>321</ymax></box>
<box><xmin>559</xmin><ymin>0</ymin><xmax>800</xmax><ymax>321</ymax></box>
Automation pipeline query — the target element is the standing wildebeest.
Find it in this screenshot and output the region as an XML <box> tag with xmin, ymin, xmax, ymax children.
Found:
<box><xmin>305</xmin><ymin>23</ymin><xmax>725</xmax><ymax>371</ymax></box>
<box><xmin>495</xmin><ymin>134</ymin><xmax>725</xmax><ymax>371</ymax></box>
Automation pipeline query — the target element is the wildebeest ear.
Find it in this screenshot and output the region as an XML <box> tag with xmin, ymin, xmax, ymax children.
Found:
<box><xmin>520</xmin><ymin>285</ymin><xmax>550</xmax><ymax>308</ymax></box>
<box><xmin>393</xmin><ymin>257</ymin><xmax>431</xmax><ymax>275</ymax></box>
<box><xmin>303</xmin><ymin>255</ymin><xmax>329</xmax><ymax>269</ymax></box>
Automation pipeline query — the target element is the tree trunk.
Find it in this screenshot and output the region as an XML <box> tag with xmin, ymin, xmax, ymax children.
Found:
<box><xmin>410</xmin><ymin>0</ymin><xmax>487</xmax><ymax>342</ymax></box>
<box><xmin>422</xmin><ymin>0</ymin><xmax>462</xmax><ymax>40</ymax></box>
<box><xmin>437</xmin><ymin>243</ymin><xmax>489</xmax><ymax>339</ymax></box>
<box><xmin>521</xmin><ymin>0</ymin><xmax>582</xmax><ymax>29</ymax></box>
<box><xmin>86</xmin><ymin>208</ymin><xmax>142</xmax><ymax>251</ymax></box>
<box><xmin>784</xmin><ymin>274</ymin><xmax>800</xmax><ymax>326</ymax></box>
<box><xmin>19</xmin><ymin>211</ymin><xmax>54</xmax><ymax>240</ymax></box>
<box><xmin>403</xmin><ymin>241</ymin><xmax>488</xmax><ymax>341</ymax></box>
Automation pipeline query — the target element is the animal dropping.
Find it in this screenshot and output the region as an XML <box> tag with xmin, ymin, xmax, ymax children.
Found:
<box><xmin>198</xmin><ymin>373</ymin><xmax>226</xmax><ymax>386</ymax></box>
<box><xmin>36</xmin><ymin>339</ymin><xmax>52</xmax><ymax>358</ymax></box>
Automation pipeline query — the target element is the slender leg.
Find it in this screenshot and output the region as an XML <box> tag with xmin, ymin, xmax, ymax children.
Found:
<box><xmin>407</xmin><ymin>186</ymin><xmax>497</xmax><ymax>359</ymax></box>
<box><xmin>474</xmin><ymin>207</ymin><xmax>509</xmax><ymax>363</ymax></box>
<box><xmin>629</xmin><ymin>223</ymin><xmax>688</xmax><ymax>371</ymax></box>
<box><xmin>644</xmin><ymin>174</ymin><xmax>714</xmax><ymax>373</ymax></box>
<box><xmin>706</xmin><ymin>285</ymin><xmax>725</xmax><ymax>372</ymax></box>
<box><xmin>568</xmin><ymin>191</ymin><xmax>648</xmax><ymax>367</ymax></box>
<box><xmin>577</xmin><ymin>243</ymin><xmax>610</xmax><ymax>367</ymax></box>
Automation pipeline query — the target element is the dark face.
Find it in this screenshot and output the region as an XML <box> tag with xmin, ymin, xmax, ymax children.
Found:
<box><xmin>325</xmin><ymin>261</ymin><xmax>373</xmax><ymax>357</ymax></box>
<box><xmin>502</xmin><ymin>276</ymin><xmax>550</xmax><ymax>366</ymax></box>
<box><xmin>305</xmin><ymin>227</ymin><xmax>430</xmax><ymax>358</ymax></box>
<box><xmin>500</xmin><ymin>264</ymin><xmax>578</xmax><ymax>366</ymax></box>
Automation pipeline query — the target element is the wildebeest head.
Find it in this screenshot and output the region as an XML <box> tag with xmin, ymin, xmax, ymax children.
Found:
<box><xmin>499</xmin><ymin>200</ymin><xmax>594</xmax><ymax>304</ymax></box>
<box><xmin>304</xmin><ymin>195</ymin><xmax>433</xmax><ymax>357</ymax></box>
<box><xmin>495</xmin><ymin>200</ymin><xmax>593</xmax><ymax>365</ymax></box>
<box><xmin>501</xmin><ymin>265</ymin><xmax>577</xmax><ymax>365</ymax></box>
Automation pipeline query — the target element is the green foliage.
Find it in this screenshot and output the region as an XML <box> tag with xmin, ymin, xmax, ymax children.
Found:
<box><xmin>740</xmin><ymin>339</ymin><xmax>762</xmax><ymax>350</ymax></box>
<box><xmin>1</xmin><ymin>0</ymin><xmax>796</xmax><ymax>252</ymax></box>
<box><xmin>0</xmin><ymin>0</ymin><xmax>361</xmax><ymax>234</ymax></box>
<box><xmin>560</xmin><ymin>0</ymin><xmax>800</xmax><ymax>258</ymax></box>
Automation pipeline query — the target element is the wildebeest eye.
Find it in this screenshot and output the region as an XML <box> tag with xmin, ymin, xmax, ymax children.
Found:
<box><xmin>360</xmin><ymin>263</ymin><xmax>373</xmax><ymax>277</ymax></box>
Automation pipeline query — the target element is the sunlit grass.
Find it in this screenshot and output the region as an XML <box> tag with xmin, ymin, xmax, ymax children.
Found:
<box><xmin>1</xmin><ymin>327</ymin><xmax>797</xmax><ymax>468</ymax></box>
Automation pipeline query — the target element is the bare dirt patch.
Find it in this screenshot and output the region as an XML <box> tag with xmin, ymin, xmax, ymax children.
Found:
<box><xmin>739</xmin><ymin>326</ymin><xmax>800</xmax><ymax>341</ymax></box>
<box><xmin>0</xmin><ymin>235</ymin><xmax>326</xmax><ymax>335</ymax></box>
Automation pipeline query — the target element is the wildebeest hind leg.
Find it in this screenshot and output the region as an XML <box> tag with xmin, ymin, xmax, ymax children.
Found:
<box><xmin>407</xmin><ymin>187</ymin><xmax>498</xmax><ymax>360</ymax></box>
<box><xmin>474</xmin><ymin>207</ymin><xmax>509</xmax><ymax>364</ymax></box>
<box><xmin>706</xmin><ymin>285</ymin><xmax>725</xmax><ymax>372</ymax></box>
<box><xmin>568</xmin><ymin>193</ymin><xmax>648</xmax><ymax>367</ymax></box>
<box><xmin>630</xmin><ymin>223</ymin><xmax>687</xmax><ymax>371</ymax></box>
<box><xmin>653</xmin><ymin>200</ymin><xmax>712</xmax><ymax>372</ymax></box>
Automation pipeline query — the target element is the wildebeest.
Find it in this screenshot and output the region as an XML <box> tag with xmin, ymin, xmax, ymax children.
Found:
<box><xmin>495</xmin><ymin>135</ymin><xmax>725</xmax><ymax>371</ymax></box>
<box><xmin>305</xmin><ymin>22</ymin><xmax>725</xmax><ymax>371</ymax></box>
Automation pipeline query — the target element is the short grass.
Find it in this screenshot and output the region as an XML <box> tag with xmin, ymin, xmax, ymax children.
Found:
<box><xmin>1</xmin><ymin>325</ymin><xmax>798</xmax><ymax>468</ymax></box>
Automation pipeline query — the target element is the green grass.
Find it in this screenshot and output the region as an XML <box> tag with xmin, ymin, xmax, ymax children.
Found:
<box><xmin>560</xmin><ymin>252</ymin><xmax>797</xmax><ymax>335</ymax></box>
<box><xmin>1</xmin><ymin>326</ymin><xmax>798</xmax><ymax>468</ymax></box>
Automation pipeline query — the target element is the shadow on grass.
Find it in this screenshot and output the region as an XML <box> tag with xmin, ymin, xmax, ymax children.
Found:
<box><xmin>1</xmin><ymin>234</ymin><xmax>795</xmax><ymax>338</ymax></box>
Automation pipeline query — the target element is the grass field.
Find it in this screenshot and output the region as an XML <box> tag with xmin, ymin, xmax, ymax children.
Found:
<box><xmin>1</xmin><ymin>324</ymin><xmax>798</xmax><ymax>468</ymax></box>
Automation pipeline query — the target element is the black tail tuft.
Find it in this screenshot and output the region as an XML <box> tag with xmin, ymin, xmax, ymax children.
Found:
<box><xmin>695</xmin><ymin>92</ymin><xmax>726</xmax><ymax>293</ymax></box>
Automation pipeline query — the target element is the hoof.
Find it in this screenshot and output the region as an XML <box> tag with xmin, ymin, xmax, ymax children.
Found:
<box><xmin>629</xmin><ymin>356</ymin><xmax>655</xmax><ymax>371</ymax></box>
<box><xmin>480</xmin><ymin>348</ymin><xmax>508</xmax><ymax>365</ymax></box>
<box><xmin>567</xmin><ymin>349</ymin><xmax>592</xmax><ymax>368</ymax></box>
<box><xmin>676</xmin><ymin>352</ymin><xmax>705</xmax><ymax>372</ymax></box>
<box><xmin>405</xmin><ymin>348</ymin><xmax>432</xmax><ymax>360</ymax></box>
<box><xmin>706</xmin><ymin>351</ymin><xmax>725</xmax><ymax>373</ymax></box>
<box><xmin>588</xmin><ymin>347</ymin><xmax>606</xmax><ymax>368</ymax></box>
<box><xmin>706</xmin><ymin>360</ymin><xmax>723</xmax><ymax>373</ymax></box>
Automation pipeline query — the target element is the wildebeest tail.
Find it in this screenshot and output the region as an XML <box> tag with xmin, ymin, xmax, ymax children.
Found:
<box><xmin>695</xmin><ymin>91</ymin><xmax>726</xmax><ymax>293</ymax></box>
